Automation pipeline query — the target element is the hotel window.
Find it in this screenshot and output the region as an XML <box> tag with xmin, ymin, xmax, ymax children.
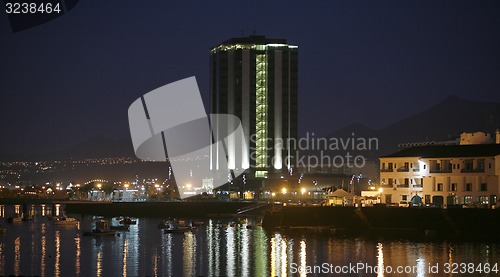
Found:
<box><xmin>425</xmin><ymin>195</ymin><xmax>431</xmax><ymax>204</ymax></box>
<box><xmin>478</xmin><ymin>159</ymin><xmax>485</xmax><ymax>171</ymax></box>
<box><xmin>489</xmin><ymin>163</ymin><xmax>492</xmax><ymax>169</ymax></box>
<box><xmin>463</xmin><ymin>195</ymin><xmax>472</xmax><ymax>205</ymax></box>
<box><xmin>436</xmin><ymin>183</ymin><xmax>443</xmax><ymax>191</ymax></box>
<box><xmin>465</xmin><ymin>183</ymin><xmax>472</xmax><ymax>192</ymax></box>
<box><xmin>388</xmin><ymin>178</ymin><xmax>393</xmax><ymax>186</ymax></box>
<box><xmin>478</xmin><ymin>196</ymin><xmax>488</xmax><ymax>205</ymax></box>
<box><xmin>480</xmin><ymin>183</ymin><xmax>487</xmax><ymax>192</ymax></box>
<box><xmin>451</xmin><ymin>183</ymin><xmax>458</xmax><ymax>191</ymax></box>
<box><xmin>402</xmin><ymin>195</ymin><xmax>408</xmax><ymax>201</ymax></box>
<box><xmin>381</xmin><ymin>163</ymin><xmax>385</xmax><ymax>170</ymax></box>
<box><xmin>464</xmin><ymin>159</ymin><xmax>473</xmax><ymax>171</ymax></box>
<box><xmin>414</xmin><ymin>178</ymin><xmax>423</xmax><ymax>188</ymax></box>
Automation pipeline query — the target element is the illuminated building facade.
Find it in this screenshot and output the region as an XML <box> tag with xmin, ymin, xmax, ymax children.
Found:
<box><xmin>379</xmin><ymin>144</ymin><xmax>500</xmax><ymax>208</ymax></box>
<box><xmin>210</xmin><ymin>35</ymin><xmax>298</xmax><ymax>178</ymax></box>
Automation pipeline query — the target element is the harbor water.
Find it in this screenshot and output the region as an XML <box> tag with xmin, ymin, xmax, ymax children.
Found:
<box><xmin>0</xmin><ymin>204</ymin><xmax>499</xmax><ymax>276</ymax></box>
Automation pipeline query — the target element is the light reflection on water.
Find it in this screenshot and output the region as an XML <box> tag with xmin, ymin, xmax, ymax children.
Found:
<box><xmin>0</xmin><ymin>205</ymin><xmax>499</xmax><ymax>276</ymax></box>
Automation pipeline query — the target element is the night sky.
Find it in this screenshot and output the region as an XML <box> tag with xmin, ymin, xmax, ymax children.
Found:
<box><xmin>1</xmin><ymin>0</ymin><xmax>500</xmax><ymax>155</ymax></box>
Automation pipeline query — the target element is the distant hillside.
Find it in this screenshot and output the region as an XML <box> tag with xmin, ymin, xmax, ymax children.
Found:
<box><xmin>3</xmin><ymin>95</ymin><xmax>499</xmax><ymax>162</ymax></box>
<box><xmin>53</xmin><ymin>136</ymin><xmax>135</xmax><ymax>160</ymax></box>
<box><xmin>0</xmin><ymin>136</ymin><xmax>135</xmax><ymax>161</ymax></box>
<box><xmin>325</xmin><ymin>96</ymin><xmax>500</xmax><ymax>159</ymax></box>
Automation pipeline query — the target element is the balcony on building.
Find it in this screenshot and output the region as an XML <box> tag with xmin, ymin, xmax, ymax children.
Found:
<box><xmin>460</xmin><ymin>158</ymin><xmax>485</xmax><ymax>173</ymax></box>
<box><xmin>429</xmin><ymin>159</ymin><xmax>452</xmax><ymax>173</ymax></box>
<box><xmin>380</xmin><ymin>162</ymin><xmax>393</xmax><ymax>172</ymax></box>
<box><xmin>397</xmin><ymin>162</ymin><xmax>410</xmax><ymax>172</ymax></box>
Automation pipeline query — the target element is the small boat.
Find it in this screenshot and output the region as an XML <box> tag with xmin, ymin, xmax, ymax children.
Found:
<box><xmin>192</xmin><ymin>221</ymin><xmax>205</xmax><ymax>226</ymax></box>
<box><xmin>7</xmin><ymin>214</ymin><xmax>22</xmax><ymax>223</ymax></box>
<box><xmin>164</xmin><ymin>226</ymin><xmax>193</xmax><ymax>234</ymax></box>
<box><xmin>83</xmin><ymin>220</ymin><xmax>115</xmax><ymax>236</ymax></box>
<box><xmin>119</xmin><ymin>217</ymin><xmax>137</xmax><ymax>225</ymax></box>
<box><xmin>158</xmin><ymin>220</ymin><xmax>170</xmax><ymax>229</ymax></box>
<box><xmin>110</xmin><ymin>225</ymin><xmax>129</xmax><ymax>231</ymax></box>
<box><xmin>83</xmin><ymin>229</ymin><xmax>116</xmax><ymax>236</ymax></box>
<box><xmin>54</xmin><ymin>216</ymin><xmax>79</xmax><ymax>226</ymax></box>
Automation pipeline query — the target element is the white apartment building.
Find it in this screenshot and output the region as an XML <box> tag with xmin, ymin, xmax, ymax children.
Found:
<box><xmin>379</xmin><ymin>144</ymin><xmax>500</xmax><ymax>208</ymax></box>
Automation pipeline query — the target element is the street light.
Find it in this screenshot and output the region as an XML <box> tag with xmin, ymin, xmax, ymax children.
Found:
<box><xmin>378</xmin><ymin>188</ymin><xmax>383</xmax><ymax>204</ymax></box>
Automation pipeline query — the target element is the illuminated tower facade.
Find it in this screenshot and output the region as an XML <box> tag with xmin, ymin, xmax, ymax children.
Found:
<box><xmin>210</xmin><ymin>35</ymin><xmax>298</xmax><ymax>178</ymax></box>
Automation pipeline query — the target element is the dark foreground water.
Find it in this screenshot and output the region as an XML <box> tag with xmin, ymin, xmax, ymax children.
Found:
<box><xmin>0</xmin><ymin>204</ymin><xmax>499</xmax><ymax>276</ymax></box>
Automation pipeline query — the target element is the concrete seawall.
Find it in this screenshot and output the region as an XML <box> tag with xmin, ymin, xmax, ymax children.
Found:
<box><xmin>263</xmin><ymin>206</ymin><xmax>500</xmax><ymax>240</ymax></box>
<box><xmin>64</xmin><ymin>201</ymin><xmax>257</xmax><ymax>218</ymax></box>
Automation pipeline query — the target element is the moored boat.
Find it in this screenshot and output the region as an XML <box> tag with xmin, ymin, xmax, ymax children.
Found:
<box><xmin>83</xmin><ymin>229</ymin><xmax>116</xmax><ymax>236</ymax></box>
<box><xmin>163</xmin><ymin>226</ymin><xmax>193</xmax><ymax>234</ymax></box>
<box><xmin>110</xmin><ymin>225</ymin><xmax>129</xmax><ymax>231</ymax></box>
<box><xmin>119</xmin><ymin>217</ymin><xmax>137</xmax><ymax>225</ymax></box>
<box><xmin>192</xmin><ymin>221</ymin><xmax>205</xmax><ymax>226</ymax></box>
<box><xmin>83</xmin><ymin>220</ymin><xmax>116</xmax><ymax>236</ymax></box>
<box><xmin>54</xmin><ymin>216</ymin><xmax>79</xmax><ymax>226</ymax></box>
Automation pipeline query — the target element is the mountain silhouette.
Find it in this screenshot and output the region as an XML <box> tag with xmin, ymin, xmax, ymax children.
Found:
<box><xmin>325</xmin><ymin>95</ymin><xmax>500</xmax><ymax>159</ymax></box>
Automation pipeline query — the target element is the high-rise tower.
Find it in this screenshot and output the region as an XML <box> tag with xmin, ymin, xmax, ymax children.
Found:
<box><xmin>210</xmin><ymin>35</ymin><xmax>298</xmax><ymax>178</ymax></box>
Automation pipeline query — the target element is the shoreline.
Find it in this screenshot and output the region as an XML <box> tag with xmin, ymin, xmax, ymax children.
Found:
<box><xmin>263</xmin><ymin>206</ymin><xmax>500</xmax><ymax>241</ymax></box>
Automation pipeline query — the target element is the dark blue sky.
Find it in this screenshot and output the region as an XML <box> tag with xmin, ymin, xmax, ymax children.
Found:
<box><xmin>1</xmin><ymin>0</ymin><xmax>500</xmax><ymax>154</ymax></box>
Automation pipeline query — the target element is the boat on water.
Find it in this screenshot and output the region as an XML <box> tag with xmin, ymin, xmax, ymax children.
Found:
<box><xmin>7</xmin><ymin>214</ymin><xmax>22</xmax><ymax>223</ymax></box>
<box><xmin>119</xmin><ymin>217</ymin><xmax>137</xmax><ymax>225</ymax></box>
<box><xmin>53</xmin><ymin>216</ymin><xmax>79</xmax><ymax>226</ymax></box>
<box><xmin>163</xmin><ymin>226</ymin><xmax>193</xmax><ymax>234</ymax></box>
<box><xmin>83</xmin><ymin>220</ymin><xmax>116</xmax><ymax>236</ymax></box>
<box><xmin>157</xmin><ymin>220</ymin><xmax>170</xmax><ymax>229</ymax></box>
<box><xmin>110</xmin><ymin>225</ymin><xmax>129</xmax><ymax>231</ymax></box>
<box><xmin>83</xmin><ymin>229</ymin><xmax>116</xmax><ymax>236</ymax></box>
